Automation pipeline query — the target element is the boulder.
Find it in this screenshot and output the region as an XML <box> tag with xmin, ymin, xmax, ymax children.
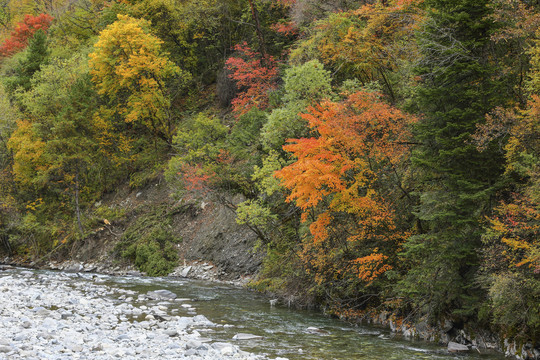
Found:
<box><xmin>64</xmin><ymin>263</ymin><xmax>84</xmax><ymax>272</ymax></box>
<box><xmin>221</xmin><ymin>346</ymin><xmax>235</xmax><ymax>355</ymax></box>
<box><xmin>448</xmin><ymin>342</ymin><xmax>469</xmax><ymax>352</ymax></box>
<box><xmin>442</xmin><ymin>319</ymin><xmax>453</xmax><ymax>333</ymax></box>
<box><xmin>186</xmin><ymin>340</ymin><xmax>203</xmax><ymax>349</ymax></box>
<box><xmin>164</xmin><ymin>330</ymin><xmax>177</xmax><ymax>337</ymax></box>
<box><xmin>180</xmin><ymin>266</ymin><xmax>192</xmax><ymax>278</ymax></box>
<box><xmin>232</xmin><ymin>333</ymin><xmax>263</xmax><ymax>340</ymax></box>
<box><xmin>147</xmin><ymin>289</ymin><xmax>177</xmax><ymax>301</ymax></box>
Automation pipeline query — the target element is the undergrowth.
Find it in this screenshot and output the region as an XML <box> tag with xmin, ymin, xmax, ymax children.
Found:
<box><xmin>114</xmin><ymin>204</ymin><xmax>183</xmax><ymax>276</ymax></box>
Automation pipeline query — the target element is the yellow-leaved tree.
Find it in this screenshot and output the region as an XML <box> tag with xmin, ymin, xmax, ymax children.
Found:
<box><xmin>89</xmin><ymin>14</ymin><xmax>190</xmax><ymax>147</ymax></box>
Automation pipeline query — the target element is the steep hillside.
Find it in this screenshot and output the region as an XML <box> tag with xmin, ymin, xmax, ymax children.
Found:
<box><xmin>68</xmin><ymin>177</ymin><xmax>263</xmax><ymax>279</ymax></box>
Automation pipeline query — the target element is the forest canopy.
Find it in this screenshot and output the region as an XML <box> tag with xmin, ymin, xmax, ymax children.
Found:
<box><xmin>0</xmin><ymin>0</ymin><xmax>538</xmax><ymax>345</ymax></box>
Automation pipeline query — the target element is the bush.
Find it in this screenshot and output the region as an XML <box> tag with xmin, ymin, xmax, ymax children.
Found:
<box><xmin>115</xmin><ymin>206</ymin><xmax>181</xmax><ymax>276</ymax></box>
<box><xmin>488</xmin><ymin>273</ymin><xmax>540</xmax><ymax>338</ymax></box>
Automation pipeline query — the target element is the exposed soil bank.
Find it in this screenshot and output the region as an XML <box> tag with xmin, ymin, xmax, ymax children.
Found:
<box><xmin>13</xmin><ymin>177</ymin><xmax>265</xmax><ymax>283</ymax></box>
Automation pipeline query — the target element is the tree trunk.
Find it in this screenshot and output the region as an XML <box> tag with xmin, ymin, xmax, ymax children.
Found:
<box><xmin>74</xmin><ymin>171</ymin><xmax>84</xmax><ymax>237</ymax></box>
<box><xmin>0</xmin><ymin>233</ymin><xmax>11</xmax><ymax>256</ymax></box>
<box><xmin>248</xmin><ymin>0</ymin><xmax>267</xmax><ymax>59</ymax></box>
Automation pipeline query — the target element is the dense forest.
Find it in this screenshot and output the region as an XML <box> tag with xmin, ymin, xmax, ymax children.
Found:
<box><xmin>0</xmin><ymin>0</ymin><xmax>538</xmax><ymax>345</ymax></box>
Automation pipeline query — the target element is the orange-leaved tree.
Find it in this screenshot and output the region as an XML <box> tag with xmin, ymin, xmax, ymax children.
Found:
<box><xmin>274</xmin><ymin>90</ymin><xmax>416</xmax><ymax>308</ymax></box>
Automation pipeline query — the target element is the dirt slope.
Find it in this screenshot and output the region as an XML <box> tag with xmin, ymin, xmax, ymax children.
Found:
<box><xmin>69</xmin><ymin>176</ymin><xmax>263</xmax><ymax>279</ymax></box>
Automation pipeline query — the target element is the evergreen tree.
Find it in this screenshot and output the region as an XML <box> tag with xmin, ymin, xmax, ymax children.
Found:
<box><xmin>400</xmin><ymin>0</ymin><xmax>506</xmax><ymax>321</ymax></box>
<box><xmin>10</xmin><ymin>29</ymin><xmax>49</xmax><ymax>92</ymax></box>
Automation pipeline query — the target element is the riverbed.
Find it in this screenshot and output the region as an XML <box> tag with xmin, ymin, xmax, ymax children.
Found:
<box><xmin>0</xmin><ymin>268</ymin><xmax>506</xmax><ymax>359</ymax></box>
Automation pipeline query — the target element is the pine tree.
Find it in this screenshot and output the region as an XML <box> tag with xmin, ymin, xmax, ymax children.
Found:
<box><xmin>8</xmin><ymin>29</ymin><xmax>49</xmax><ymax>92</ymax></box>
<box><xmin>401</xmin><ymin>0</ymin><xmax>506</xmax><ymax>321</ymax></box>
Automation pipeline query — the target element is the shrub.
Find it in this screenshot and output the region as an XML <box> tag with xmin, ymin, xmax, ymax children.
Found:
<box><xmin>115</xmin><ymin>206</ymin><xmax>181</xmax><ymax>276</ymax></box>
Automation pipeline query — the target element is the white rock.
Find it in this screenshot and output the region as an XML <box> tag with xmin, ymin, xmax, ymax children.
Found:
<box><xmin>180</xmin><ymin>266</ymin><xmax>192</xmax><ymax>278</ymax></box>
<box><xmin>147</xmin><ymin>290</ymin><xmax>177</xmax><ymax>301</ymax></box>
<box><xmin>0</xmin><ymin>269</ymin><xmax>270</xmax><ymax>360</ymax></box>
<box><xmin>164</xmin><ymin>330</ymin><xmax>177</xmax><ymax>337</ymax></box>
<box><xmin>448</xmin><ymin>341</ymin><xmax>470</xmax><ymax>352</ymax></box>
<box><xmin>233</xmin><ymin>333</ymin><xmax>263</xmax><ymax>340</ymax></box>
<box><xmin>186</xmin><ymin>340</ymin><xmax>202</xmax><ymax>349</ymax></box>
<box><xmin>221</xmin><ymin>346</ymin><xmax>235</xmax><ymax>355</ymax></box>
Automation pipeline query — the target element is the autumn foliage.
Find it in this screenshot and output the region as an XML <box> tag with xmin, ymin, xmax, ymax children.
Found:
<box><xmin>290</xmin><ymin>1</ymin><xmax>422</xmax><ymax>99</ymax></box>
<box><xmin>89</xmin><ymin>14</ymin><xmax>187</xmax><ymax>145</ymax></box>
<box><xmin>275</xmin><ymin>91</ymin><xmax>415</xmax><ymax>290</ymax></box>
<box><xmin>477</xmin><ymin>95</ymin><xmax>540</xmax><ymax>276</ymax></box>
<box><xmin>487</xmin><ymin>197</ymin><xmax>540</xmax><ymax>271</ymax></box>
<box><xmin>0</xmin><ymin>0</ymin><xmax>539</xmax><ymax>344</ymax></box>
<box><xmin>271</xmin><ymin>21</ymin><xmax>298</xmax><ymax>36</ymax></box>
<box><xmin>225</xmin><ymin>42</ymin><xmax>279</xmax><ymax>116</ymax></box>
<box><xmin>0</xmin><ymin>14</ymin><xmax>53</xmax><ymax>58</ymax></box>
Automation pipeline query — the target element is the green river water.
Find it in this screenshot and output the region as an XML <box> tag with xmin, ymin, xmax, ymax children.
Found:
<box><xmin>95</xmin><ymin>273</ymin><xmax>506</xmax><ymax>360</ymax></box>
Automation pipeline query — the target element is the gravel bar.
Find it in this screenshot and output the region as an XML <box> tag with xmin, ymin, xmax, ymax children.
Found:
<box><xmin>0</xmin><ymin>269</ymin><xmax>285</xmax><ymax>360</ymax></box>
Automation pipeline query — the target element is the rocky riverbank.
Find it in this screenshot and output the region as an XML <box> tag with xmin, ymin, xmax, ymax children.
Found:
<box><xmin>1</xmin><ymin>256</ymin><xmax>253</xmax><ymax>287</ymax></box>
<box><xmin>0</xmin><ymin>268</ymin><xmax>286</xmax><ymax>360</ymax></box>
<box><xmin>361</xmin><ymin>311</ymin><xmax>539</xmax><ymax>360</ymax></box>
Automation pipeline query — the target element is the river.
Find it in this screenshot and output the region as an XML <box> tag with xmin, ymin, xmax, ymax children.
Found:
<box><xmin>107</xmin><ymin>272</ymin><xmax>505</xmax><ymax>360</ymax></box>
<box><xmin>0</xmin><ymin>268</ymin><xmax>506</xmax><ymax>359</ymax></box>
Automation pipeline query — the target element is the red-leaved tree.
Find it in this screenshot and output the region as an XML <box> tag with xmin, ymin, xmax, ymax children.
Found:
<box><xmin>225</xmin><ymin>42</ymin><xmax>279</xmax><ymax>117</ymax></box>
<box><xmin>0</xmin><ymin>14</ymin><xmax>53</xmax><ymax>58</ymax></box>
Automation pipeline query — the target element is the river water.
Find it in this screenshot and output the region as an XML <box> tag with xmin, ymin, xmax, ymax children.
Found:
<box><xmin>101</xmin><ymin>273</ymin><xmax>505</xmax><ymax>360</ymax></box>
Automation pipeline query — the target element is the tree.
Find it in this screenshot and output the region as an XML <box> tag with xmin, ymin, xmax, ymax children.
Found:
<box><xmin>234</xmin><ymin>60</ymin><xmax>334</xmax><ymax>259</ymax></box>
<box><xmin>471</xmin><ymin>35</ymin><xmax>540</xmax><ymax>338</ymax></box>
<box><xmin>400</xmin><ymin>0</ymin><xmax>506</xmax><ymax>322</ymax></box>
<box><xmin>10</xmin><ymin>55</ymin><xmax>102</xmax><ymax>236</ymax></box>
<box><xmin>89</xmin><ymin>14</ymin><xmax>190</xmax><ymax>145</ymax></box>
<box><xmin>284</xmin><ymin>0</ymin><xmax>366</xmax><ymax>27</ymax></box>
<box><xmin>0</xmin><ymin>83</ymin><xmax>17</xmax><ymax>173</ymax></box>
<box><xmin>0</xmin><ymin>83</ymin><xmax>18</xmax><ymax>255</ymax></box>
<box><xmin>6</xmin><ymin>28</ymin><xmax>49</xmax><ymax>92</ymax></box>
<box><xmin>275</xmin><ymin>90</ymin><xmax>415</xmax><ymax>308</ymax></box>
<box><xmin>289</xmin><ymin>1</ymin><xmax>423</xmax><ymax>101</ymax></box>
<box><xmin>488</xmin><ymin>0</ymin><xmax>540</xmax><ymax>104</ymax></box>
<box><xmin>166</xmin><ymin>112</ymin><xmax>228</xmax><ymax>200</ymax></box>
<box><xmin>51</xmin><ymin>0</ymin><xmax>105</xmax><ymax>46</ymax></box>
<box><xmin>225</xmin><ymin>42</ymin><xmax>279</xmax><ymax>116</ymax></box>
<box><xmin>0</xmin><ymin>13</ymin><xmax>53</xmax><ymax>57</ymax></box>
<box><xmin>261</xmin><ymin>59</ymin><xmax>332</xmax><ymax>151</ymax></box>
<box><xmin>479</xmin><ymin>102</ymin><xmax>540</xmax><ymax>337</ymax></box>
<box><xmin>0</xmin><ymin>0</ymin><xmax>11</xmax><ymax>32</ymax></box>
<box><xmin>129</xmin><ymin>0</ymin><xmax>262</xmax><ymax>81</ymax></box>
